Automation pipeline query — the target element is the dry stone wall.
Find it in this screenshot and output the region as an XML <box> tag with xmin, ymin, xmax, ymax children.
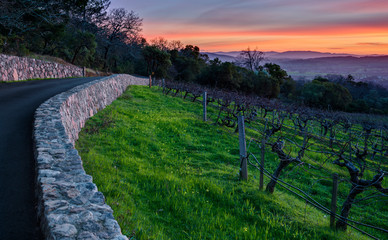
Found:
<box><xmin>34</xmin><ymin>74</ymin><xmax>147</xmax><ymax>239</ymax></box>
<box><xmin>0</xmin><ymin>54</ymin><xmax>83</xmax><ymax>81</ymax></box>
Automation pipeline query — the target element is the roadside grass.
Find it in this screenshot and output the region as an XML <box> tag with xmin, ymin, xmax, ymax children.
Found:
<box><xmin>76</xmin><ymin>86</ymin><xmax>381</xmax><ymax>240</ymax></box>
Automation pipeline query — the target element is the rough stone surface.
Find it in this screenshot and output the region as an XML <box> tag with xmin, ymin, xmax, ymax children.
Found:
<box><xmin>34</xmin><ymin>74</ymin><xmax>147</xmax><ymax>239</ymax></box>
<box><xmin>0</xmin><ymin>54</ymin><xmax>83</xmax><ymax>81</ymax></box>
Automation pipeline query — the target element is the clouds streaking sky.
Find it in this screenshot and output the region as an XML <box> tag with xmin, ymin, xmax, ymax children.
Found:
<box><xmin>110</xmin><ymin>0</ymin><xmax>388</xmax><ymax>54</ymax></box>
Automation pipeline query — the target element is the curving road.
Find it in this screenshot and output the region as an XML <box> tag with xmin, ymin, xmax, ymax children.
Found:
<box><xmin>0</xmin><ymin>77</ymin><xmax>103</xmax><ymax>239</ymax></box>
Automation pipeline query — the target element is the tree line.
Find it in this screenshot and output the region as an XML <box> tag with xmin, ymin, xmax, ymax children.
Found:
<box><xmin>146</xmin><ymin>42</ymin><xmax>388</xmax><ymax>115</ymax></box>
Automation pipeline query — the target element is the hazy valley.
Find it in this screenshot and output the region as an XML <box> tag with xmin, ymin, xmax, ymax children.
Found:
<box><xmin>205</xmin><ymin>51</ymin><xmax>388</xmax><ymax>89</ymax></box>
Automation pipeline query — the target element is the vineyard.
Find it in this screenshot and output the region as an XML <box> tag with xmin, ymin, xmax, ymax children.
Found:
<box><xmin>162</xmin><ymin>80</ymin><xmax>388</xmax><ymax>239</ymax></box>
<box><xmin>76</xmin><ymin>84</ymin><xmax>387</xmax><ymax>239</ymax></box>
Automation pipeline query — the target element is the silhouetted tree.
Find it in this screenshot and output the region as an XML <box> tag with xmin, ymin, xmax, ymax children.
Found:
<box><xmin>142</xmin><ymin>45</ymin><xmax>171</xmax><ymax>79</ymax></box>
<box><xmin>100</xmin><ymin>8</ymin><xmax>142</xmax><ymax>70</ymax></box>
<box><xmin>170</xmin><ymin>45</ymin><xmax>208</xmax><ymax>82</ymax></box>
<box><xmin>237</xmin><ymin>47</ymin><xmax>264</xmax><ymax>72</ymax></box>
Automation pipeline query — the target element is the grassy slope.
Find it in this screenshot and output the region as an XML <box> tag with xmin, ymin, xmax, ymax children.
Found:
<box><xmin>76</xmin><ymin>86</ymin><xmax>383</xmax><ymax>240</ymax></box>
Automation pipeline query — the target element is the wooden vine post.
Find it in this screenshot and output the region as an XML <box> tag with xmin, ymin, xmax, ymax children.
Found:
<box><xmin>259</xmin><ymin>139</ymin><xmax>265</xmax><ymax>190</ymax></box>
<box><xmin>260</xmin><ymin>118</ymin><xmax>268</xmax><ymax>190</ymax></box>
<box><xmin>330</xmin><ymin>173</ymin><xmax>339</xmax><ymax>228</ymax></box>
<box><xmin>238</xmin><ymin>115</ymin><xmax>248</xmax><ymax>181</ymax></box>
<box><xmin>203</xmin><ymin>91</ymin><xmax>207</xmax><ymax>122</ymax></box>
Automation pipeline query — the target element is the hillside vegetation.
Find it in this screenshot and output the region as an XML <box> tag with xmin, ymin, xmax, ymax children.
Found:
<box><xmin>76</xmin><ymin>86</ymin><xmax>386</xmax><ymax>240</ymax></box>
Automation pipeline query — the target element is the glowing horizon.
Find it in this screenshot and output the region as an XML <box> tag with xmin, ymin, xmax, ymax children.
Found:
<box><xmin>110</xmin><ymin>0</ymin><xmax>388</xmax><ymax>55</ymax></box>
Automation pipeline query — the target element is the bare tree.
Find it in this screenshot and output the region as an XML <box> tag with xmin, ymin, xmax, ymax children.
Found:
<box><xmin>237</xmin><ymin>47</ymin><xmax>265</xmax><ymax>72</ymax></box>
<box><xmin>150</xmin><ymin>37</ymin><xmax>170</xmax><ymax>52</ymax></box>
<box><xmin>79</xmin><ymin>0</ymin><xmax>110</xmax><ymax>25</ymax></box>
<box><xmin>168</xmin><ymin>40</ymin><xmax>184</xmax><ymax>51</ymax></box>
<box><xmin>148</xmin><ymin>37</ymin><xmax>184</xmax><ymax>52</ymax></box>
<box><xmin>100</xmin><ymin>8</ymin><xmax>142</xmax><ymax>69</ymax></box>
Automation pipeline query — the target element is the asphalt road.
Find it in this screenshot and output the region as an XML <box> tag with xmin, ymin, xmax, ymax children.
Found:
<box><xmin>0</xmin><ymin>77</ymin><xmax>103</xmax><ymax>239</ymax></box>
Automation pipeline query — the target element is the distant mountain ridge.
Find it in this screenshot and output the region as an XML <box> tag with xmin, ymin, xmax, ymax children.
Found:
<box><xmin>265</xmin><ymin>51</ymin><xmax>357</xmax><ymax>59</ymax></box>
<box><xmin>203</xmin><ymin>50</ymin><xmax>375</xmax><ymax>61</ymax></box>
<box><xmin>202</xmin><ymin>51</ymin><xmax>388</xmax><ymax>89</ymax></box>
<box><xmin>205</xmin><ymin>52</ymin><xmax>236</xmax><ymax>62</ymax></box>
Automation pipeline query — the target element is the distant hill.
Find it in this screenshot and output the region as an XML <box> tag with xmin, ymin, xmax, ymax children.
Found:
<box><xmin>204</xmin><ymin>52</ymin><xmax>237</xmax><ymax>62</ymax></box>
<box><xmin>210</xmin><ymin>51</ymin><xmax>241</xmax><ymax>58</ymax></box>
<box><xmin>203</xmin><ymin>50</ymin><xmax>359</xmax><ymax>61</ymax></box>
<box><xmin>202</xmin><ymin>51</ymin><xmax>388</xmax><ymax>88</ymax></box>
<box><xmin>267</xmin><ymin>51</ymin><xmax>356</xmax><ymax>59</ymax></box>
<box><xmin>274</xmin><ymin>56</ymin><xmax>388</xmax><ymax>88</ymax></box>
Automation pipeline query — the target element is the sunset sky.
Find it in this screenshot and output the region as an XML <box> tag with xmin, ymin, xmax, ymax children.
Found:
<box><xmin>110</xmin><ymin>0</ymin><xmax>388</xmax><ymax>55</ymax></box>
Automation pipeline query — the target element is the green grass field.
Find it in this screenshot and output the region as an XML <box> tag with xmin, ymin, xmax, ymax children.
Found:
<box><xmin>76</xmin><ymin>86</ymin><xmax>386</xmax><ymax>240</ymax></box>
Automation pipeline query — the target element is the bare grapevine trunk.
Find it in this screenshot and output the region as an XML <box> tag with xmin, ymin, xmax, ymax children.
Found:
<box><xmin>336</xmin><ymin>185</ymin><xmax>363</xmax><ymax>230</ymax></box>
<box><xmin>266</xmin><ymin>159</ymin><xmax>293</xmax><ymax>193</ymax></box>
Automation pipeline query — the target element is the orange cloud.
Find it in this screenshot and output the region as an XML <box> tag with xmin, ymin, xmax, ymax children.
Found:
<box><xmin>145</xmin><ymin>26</ymin><xmax>388</xmax><ymax>40</ymax></box>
